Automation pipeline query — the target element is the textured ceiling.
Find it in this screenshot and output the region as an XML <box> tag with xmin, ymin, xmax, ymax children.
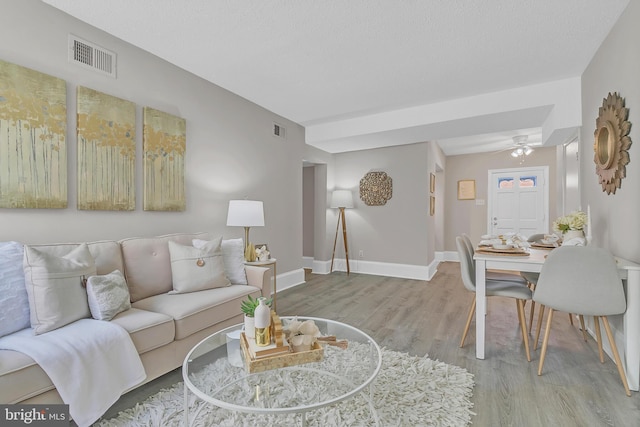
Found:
<box><xmin>42</xmin><ymin>0</ymin><xmax>629</xmax><ymax>154</ymax></box>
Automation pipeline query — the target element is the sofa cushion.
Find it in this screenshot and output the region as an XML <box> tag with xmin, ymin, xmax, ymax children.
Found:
<box><xmin>0</xmin><ymin>242</ymin><xmax>31</xmax><ymax>338</ymax></box>
<box><xmin>132</xmin><ymin>285</ymin><xmax>260</xmax><ymax>340</ymax></box>
<box><xmin>194</xmin><ymin>238</ymin><xmax>247</xmax><ymax>285</ymax></box>
<box><xmin>110</xmin><ymin>308</ymin><xmax>175</xmax><ymax>354</ymax></box>
<box><xmin>120</xmin><ymin>232</ymin><xmax>213</xmax><ymax>302</ymax></box>
<box><xmin>0</xmin><ymin>349</ymin><xmax>54</xmax><ymax>403</ymax></box>
<box><xmin>23</xmin><ymin>244</ymin><xmax>96</xmax><ymax>335</ymax></box>
<box><xmin>25</xmin><ymin>240</ymin><xmax>124</xmax><ymax>276</ymax></box>
<box><xmin>168</xmin><ymin>239</ymin><xmax>230</xmax><ymax>293</ymax></box>
<box><xmin>87</xmin><ymin>270</ymin><xmax>131</xmax><ymax>321</ymax></box>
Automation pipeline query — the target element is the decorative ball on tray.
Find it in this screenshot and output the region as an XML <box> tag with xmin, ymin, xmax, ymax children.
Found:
<box><xmin>285</xmin><ymin>318</ymin><xmax>321</xmax><ymax>352</ymax></box>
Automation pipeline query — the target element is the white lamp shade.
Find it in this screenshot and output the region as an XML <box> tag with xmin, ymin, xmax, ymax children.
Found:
<box><xmin>226</xmin><ymin>200</ymin><xmax>265</xmax><ymax>227</ymax></box>
<box><xmin>330</xmin><ymin>190</ymin><xmax>354</xmax><ymax>209</ymax></box>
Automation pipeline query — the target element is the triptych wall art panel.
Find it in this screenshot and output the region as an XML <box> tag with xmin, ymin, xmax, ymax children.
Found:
<box><xmin>0</xmin><ymin>58</ymin><xmax>188</xmax><ymax>212</ymax></box>
<box><xmin>143</xmin><ymin>107</ymin><xmax>186</xmax><ymax>211</ymax></box>
<box><xmin>77</xmin><ymin>86</ymin><xmax>136</xmax><ymax>210</ymax></box>
<box><xmin>0</xmin><ymin>59</ymin><xmax>67</xmax><ymax>208</ymax></box>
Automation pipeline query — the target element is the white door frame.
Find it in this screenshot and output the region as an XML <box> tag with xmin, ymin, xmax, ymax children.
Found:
<box><xmin>487</xmin><ymin>166</ymin><xmax>550</xmax><ymax>235</ymax></box>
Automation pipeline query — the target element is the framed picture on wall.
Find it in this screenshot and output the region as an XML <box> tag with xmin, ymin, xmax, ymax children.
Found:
<box><xmin>430</xmin><ymin>173</ymin><xmax>435</xmax><ymax>194</ymax></box>
<box><xmin>457</xmin><ymin>180</ymin><xmax>476</xmax><ymax>200</ymax></box>
<box><xmin>430</xmin><ymin>196</ymin><xmax>435</xmax><ymax>216</ymax></box>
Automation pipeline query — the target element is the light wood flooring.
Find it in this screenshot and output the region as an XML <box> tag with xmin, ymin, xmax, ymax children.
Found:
<box><xmin>101</xmin><ymin>262</ymin><xmax>640</xmax><ymax>426</ymax></box>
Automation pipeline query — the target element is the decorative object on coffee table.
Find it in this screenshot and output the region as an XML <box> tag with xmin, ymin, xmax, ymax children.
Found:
<box><xmin>240</xmin><ymin>295</ymin><xmax>271</xmax><ymax>339</ymax></box>
<box><xmin>254</xmin><ymin>297</ymin><xmax>271</xmax><ymax>346</ymax></box>
<box><xmin>593</xmin><ymin>92</ymin><xmax>632</xmax><ymax>195</ymax></box>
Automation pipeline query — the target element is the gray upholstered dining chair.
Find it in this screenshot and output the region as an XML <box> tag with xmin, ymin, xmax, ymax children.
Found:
<box><xmin>533</xmin><ymin>245</ymin><xmax>631</xmax><ymax>396</ymax></box>
<box><xmin>456</xmin><ymin>236</ymin><xmax>532</xmax><ymax>361</ymax></box>
<box><xmin>522</xmin><ymin>233</ymin><xmax>583</xmax><ymax>338</ymax></box>
<box><xmin>461</xmin><ymin>234</ymin><xmax>528</xmax><ymax>284</ymax></box>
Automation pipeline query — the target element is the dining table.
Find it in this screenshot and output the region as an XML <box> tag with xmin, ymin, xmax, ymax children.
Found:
<box><xmin>473</xmin><ymin>247</ymin><xmax>640</xmax><ymax>391</ymax></box>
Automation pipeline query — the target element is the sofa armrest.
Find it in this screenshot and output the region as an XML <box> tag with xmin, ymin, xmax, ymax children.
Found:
<box><xmin>244</xmin><ymin>266</ymin><xmax>272</xmax><ymax>297</ymax></box>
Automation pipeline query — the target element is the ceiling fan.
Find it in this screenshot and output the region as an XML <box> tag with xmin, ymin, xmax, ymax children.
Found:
<box><xmin>510</xmin><ymin>135</ymin><xmax>534</xmax><ymax>158</ymax></box>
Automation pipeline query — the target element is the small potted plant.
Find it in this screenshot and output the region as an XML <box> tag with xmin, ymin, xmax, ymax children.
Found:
<box><xmin>241</xmin><ymin>295</ymin><xmax>271</xmax><ymax>338</ymax></box>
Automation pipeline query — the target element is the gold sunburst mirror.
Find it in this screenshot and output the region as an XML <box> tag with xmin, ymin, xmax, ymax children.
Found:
<box><xmin>594</xmin><ymin>92</ymin><xmax>632</xmax><ymax>195</ymax></box>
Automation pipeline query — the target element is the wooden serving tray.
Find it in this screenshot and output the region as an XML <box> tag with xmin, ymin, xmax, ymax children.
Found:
<box><xmin>240</xmin><ymin>332</ymin><xmax>324</xmax><ymax>373</ymax></box>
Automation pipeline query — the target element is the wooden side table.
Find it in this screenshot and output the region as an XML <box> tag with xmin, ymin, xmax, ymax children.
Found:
<box><xmin>245</xmin><ymin>258</ymin><xmax>277</xmax><ymax>312</ymax></box>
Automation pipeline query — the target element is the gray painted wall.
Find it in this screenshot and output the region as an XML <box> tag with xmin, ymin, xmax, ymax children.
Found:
<box><xmin>302</xmin><ymin>167</ymin><xmax>315</xmax><ymax>257</ymax></box>
<box><xmin>333</xmin><ymin>143</ymin><xmax>430</xmax><ymax>266</ymax></box>
<box><xmin>444</xmin><ymin>146</ymin><xmax>558</xmax><ymax>251</ymax></box>
<box><xmin>0</xmin><ymin>0</ymin><xmax>305</xmax><ymax>275</ymax></box>
<box><xmin>581</xmin><ymin>0</ymin><xmax>640</xmax><ymax>263</ymax></box>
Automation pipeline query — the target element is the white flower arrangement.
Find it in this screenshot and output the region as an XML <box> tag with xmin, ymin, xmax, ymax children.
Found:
<box><xmin>286</xmin><ymin>318</ymin><xmax>321</xmax><ymax>352</ymax></box>
<box><xmin>553</xmin><ymin>211</ymin><xmax>587</xmax><ymax>234</ymax></box>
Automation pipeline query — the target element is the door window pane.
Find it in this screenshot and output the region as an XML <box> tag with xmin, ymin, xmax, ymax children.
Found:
<box><xmin>498</xmin><ymin>177</ymin><xmax>514</xmax><ymax>188</ymax></box>
<box><xmin>520</xmin><ymin>176</ymin><xmax>537</xmax><ymax>187</ymax></box>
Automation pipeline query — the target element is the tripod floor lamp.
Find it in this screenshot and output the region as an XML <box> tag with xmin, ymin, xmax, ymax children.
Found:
<box><xmin>330</xmin><ymin>190</ymin><xmax>354</xmax><ymax>274</ymax></box>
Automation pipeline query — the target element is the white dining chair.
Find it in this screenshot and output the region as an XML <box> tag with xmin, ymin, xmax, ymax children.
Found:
<box><xmin>456</xmin><ymin>236</ymin><xmax>532</xmax><ymax>361</ymax></box>
<box><xmin>533</xmin><ymin>245</ymin><xmax>631</xmax><ymax>396</ymax></box>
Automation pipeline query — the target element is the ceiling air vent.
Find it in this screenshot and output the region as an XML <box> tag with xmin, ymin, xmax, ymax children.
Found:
<box><xmin>273</xmin><ymin>122</ymin><xmax>286</xmax><ymax>139</ymax></box>
<box><xmin>68</xmin><ymin>34</ymin><xmax>117</xmax><ymax>78</ymax></box>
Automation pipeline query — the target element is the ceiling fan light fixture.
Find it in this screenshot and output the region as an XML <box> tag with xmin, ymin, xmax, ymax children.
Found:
<box><xmin>524</xmin><ymin>146</ymin><xmax>533</xmax><ymax>156</ymax></box>
<box><xmin>511</xmin><ymin>150</ymin><xmax>519</xmax><ymax>158</ymax></box>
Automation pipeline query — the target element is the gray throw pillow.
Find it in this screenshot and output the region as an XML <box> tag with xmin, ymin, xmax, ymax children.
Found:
<box><xmin>87</xmin><ymin>270</ymin><xmax>131</xmax><ymax>321</ymax></box>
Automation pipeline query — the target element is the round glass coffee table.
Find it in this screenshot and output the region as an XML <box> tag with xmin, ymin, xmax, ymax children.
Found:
<box><xmin>183</xmin><ymin>316</ymin><xmax>382</xmax><ymax>426</ymax></box>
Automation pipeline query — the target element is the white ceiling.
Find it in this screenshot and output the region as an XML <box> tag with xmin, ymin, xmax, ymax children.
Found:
<box><xmin>42</xmin><ymin>0</ymin><xmax>629</xmax><ymax>155</ymax></box>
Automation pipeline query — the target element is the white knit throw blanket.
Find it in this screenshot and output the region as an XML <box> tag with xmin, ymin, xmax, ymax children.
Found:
<box><xmin>0</xmin><ymin>319</ymin><xmax>146</xmax><ymax>427</ymax></box>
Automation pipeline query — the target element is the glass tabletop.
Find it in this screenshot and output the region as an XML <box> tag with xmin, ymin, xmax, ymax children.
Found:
<box><xmin>182</xmin><ymin>316</ymin><xmax>382</xmax><ymax>415</ymax></box>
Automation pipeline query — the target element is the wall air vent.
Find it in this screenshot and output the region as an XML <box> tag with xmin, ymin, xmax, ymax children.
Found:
<box><xmin>68</xmin><ymin>34</ymin><xmax>117</xmax><ymax>78</ymax></box>
<box><xmin>273</xmin><ymin>122</ymin><xmax>286</xmax><ymax>139</ymax></box>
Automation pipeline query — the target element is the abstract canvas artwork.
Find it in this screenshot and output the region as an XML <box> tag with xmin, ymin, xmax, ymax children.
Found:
<box><xmin>0</xmin><ymin>59</ymin><xmax>67</xmax><ymax>208</ymax></box>
<box><xmin>77</xmin><ymin>86</ymin><xmax>136</xmax><ymax>210</ymax></box>
<box><xmin>143</xmin><ymin>107</ymin><xmax>186</xmax><ymax>211</ymax></box>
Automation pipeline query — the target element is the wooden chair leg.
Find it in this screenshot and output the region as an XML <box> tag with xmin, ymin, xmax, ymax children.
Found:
<box><xmin>460</xmin><ymin>298</ymin><xmax>476</xmax><ymax>348</ymax></box>
<box><xmin>569</xmin><ymin>313</ymin><xmax>574</xmax><ymax>326</ymax></box>
<box><xmin>602</xmin><ymin>316</ymin><xmax>631</xmax><ymax>396</ymax></box>
<box><xmin>516</xmin><ymin>299</ymin><xmax>531</xmax><ymax>362</ymax></box>
<box><xmin>579</xmin><ymin>315</ymin><xmax>588</xmax><ymax>341</ymax></box>
<box><xmin>534</xmin><ymin>304</ymin><xmax>546</xmax><ymax>350</ymax></box>
<box><xmin>528</xmin><ymin>300</ymin><xmax>536</xmax><ymax>334</ymax></box>
<box><xmin>538</xmin><ymin>308</ymin><xmax>554</xmax><ymax>375</ymax></box>
<box><xmin>594</xmin><ymin>316</ymin><xmax>604</xmax><ymax>363</ymax></box>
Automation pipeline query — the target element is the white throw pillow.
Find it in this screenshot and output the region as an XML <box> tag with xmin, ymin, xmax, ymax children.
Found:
<box><xmin>168</xmin><ymin>239</ymin><xmax>230</xmax><ymax>294</ymax></box>
<box><xmin>0</xmin><ymin>241</ymin><xmax>30</xmax><ymax>337</ymax></box>
<box><xmin>23</xmin><ymin>243</ymin><xmax>96</xmax><ymax>335</ymax></box>
<box><xmin>87</xmin><ymin>270</ymin><xmax>131</xmax><ymax>321</ymax></box>
<box><xmin>193</xmin><ymin>238</ymin><xmax>247</xmax><ymax>285</ymax></box>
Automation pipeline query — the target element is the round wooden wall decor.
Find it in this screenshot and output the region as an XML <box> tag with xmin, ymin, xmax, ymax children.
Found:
<box><xmin>359</xmin><ymin>171</ymin><xmax>392</xmax><ymax>206</ymax></box>
<box><xmin>594</xmin><ymin>92</ymin><xmax>632</xmax><ymax>195</ymax></box>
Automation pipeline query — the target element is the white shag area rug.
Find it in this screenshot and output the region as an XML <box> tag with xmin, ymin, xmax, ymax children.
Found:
<box><xmin>94</xmin><ymin>343</ymin><xmax>474</xmax><ymax>427</ymax></box>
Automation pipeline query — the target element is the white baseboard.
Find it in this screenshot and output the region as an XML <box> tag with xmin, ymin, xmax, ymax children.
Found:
<box><xmin>275</xmin><ymin>268</ymin><xmax>306</xmax><ymax>294</ymax></box>
<box><xmin>305</xmin><ymin>257</ymin><xmax>439</xmax><ymax>281</ymax></box>
<box><xmin>302</xmin><ymin>256</ymin><xmax>314</xmax><ymax>269</ymax></box>
<box><xmin>439</xmin><ymin>250</ymin><xmax>459</xmax><ymax>262</ymax></box>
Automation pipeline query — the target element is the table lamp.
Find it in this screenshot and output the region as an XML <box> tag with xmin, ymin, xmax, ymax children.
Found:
<box><xmin>227</xmin><ymin>200</ymin><xmax>264</xmax><ymax>261</ymax></box>
<box><xmin>330</xmin><ymin>190</ymin><xmax>354</xmax><ymax>274</ymax></box>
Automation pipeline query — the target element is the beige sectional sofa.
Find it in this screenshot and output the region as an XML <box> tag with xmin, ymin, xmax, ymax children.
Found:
<box><xmin>0</xmin><ymin>232</ymin><xmax>271</xmax><ymax>406</ymax></box>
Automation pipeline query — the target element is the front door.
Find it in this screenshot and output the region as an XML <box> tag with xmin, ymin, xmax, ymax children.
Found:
<box><xmin>488</xmin><ymin>167</ymin><xmax>549</xmax><ymax>237</ymax></box>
